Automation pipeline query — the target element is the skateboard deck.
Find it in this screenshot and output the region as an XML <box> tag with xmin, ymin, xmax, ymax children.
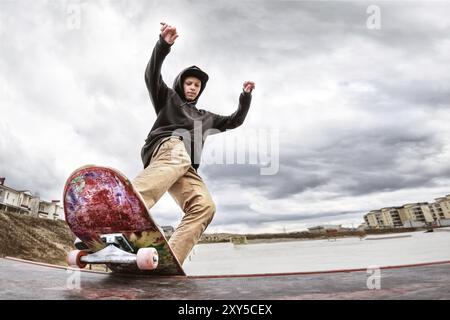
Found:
<box><xmin>63</xmin><ymin>165</ymin><xmax>185</xmax><ymax>276</ymax></box>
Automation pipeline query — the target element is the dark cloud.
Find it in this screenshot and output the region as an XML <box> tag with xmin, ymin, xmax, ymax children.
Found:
<box><xmin>202</xmin><ymin>123</ymin><xmax>448</xmax><ymax>202</ymax></box>
<box><xmin>0</xmin><ymin>128</ymin><xmax>61</xmax><ymax>199</ymax></box>
<box><xmin>370</xmin><ymin>80</ymin><xmax>450</xmax><ymax>107</ymax></box>
<box><xmin>212</xmin><ymin>202</ymin><xmax>362</xmax><ymax>227</ymax></box>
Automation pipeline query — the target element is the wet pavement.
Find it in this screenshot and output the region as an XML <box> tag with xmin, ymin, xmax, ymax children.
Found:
<box><xmin>1</xmin><ymin>258</ymin><xmax>449</xmax><ymax>299</ymax></box>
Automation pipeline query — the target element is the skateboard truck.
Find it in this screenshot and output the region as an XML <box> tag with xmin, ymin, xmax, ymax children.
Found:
<box><xmin>68</xmin><ymin>234</ymin><xmax>159</xmax><ymax>271</ymax></box>
<box><xmin>73</xmin><ymin>233</ymin><xmax>134</xmax><ymax>253</ymax></box>
<box><xmin>100</xmin><ymin>233</ymin><xmax>135</xmax><ymax>253</ymax></box>
<box><xmin>74</xmin><ymin>237</ymin><xmax>89</xmax><ymax>251</ymax></box>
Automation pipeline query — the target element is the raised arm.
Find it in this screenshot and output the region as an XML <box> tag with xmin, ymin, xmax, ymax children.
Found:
<box><xmin>211</xmin><ymin>81</ymin><xmax>255</xmax><ymax>131</ymax></box>
<box><xmin>145</xmin><ymin>22</ymin><xmax>179</xmax><ymax>114</ymax></box>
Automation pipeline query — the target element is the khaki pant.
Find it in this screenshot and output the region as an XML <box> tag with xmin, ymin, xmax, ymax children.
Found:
<box><xmin>132</xmin><ymin>136</ymin><xmax>216</xmax><ymax>265</ymax></box>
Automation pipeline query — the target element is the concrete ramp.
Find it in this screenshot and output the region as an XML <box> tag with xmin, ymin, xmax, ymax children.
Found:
<box><xmin>1</xmin><ymin>257</ymin><xmax>449</xmax><ymax>299</ymax></box>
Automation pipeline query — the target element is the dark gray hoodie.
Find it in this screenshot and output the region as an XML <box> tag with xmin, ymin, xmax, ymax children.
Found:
<box><xmin>141</xmin><ymin>35</ymin><xmax>252</xmax><ymax>170</ymax></box>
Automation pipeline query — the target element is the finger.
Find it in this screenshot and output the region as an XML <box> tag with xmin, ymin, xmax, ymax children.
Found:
<box><xmin>161</xmin><ymin>25</ymin><xmax>169</xmax><ymax>34</ymax></box>
<box><xmin>166</xmin><ymin>27</ymin><xmax>175</xmax><ymax>36</ymax></box>
<box><xmin>246</xmin><ymin>83</ymin><xmax>255</xmax><ymax>90</ymax></box>
<box><xmin>244</xmin><ymin>83</ymin><xmax>254</xmax><ymax>92</ymax></box>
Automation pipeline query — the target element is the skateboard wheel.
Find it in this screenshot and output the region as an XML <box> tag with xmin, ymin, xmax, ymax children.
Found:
<box><xmin>67</xmin><ymin>250</ymin><xmax>88</xmax><ymax>269</ymax></box>
<box><xmin>136</xmin><ymin>248</ymin><xmax>159</xmax><ymax>270</ymax></box>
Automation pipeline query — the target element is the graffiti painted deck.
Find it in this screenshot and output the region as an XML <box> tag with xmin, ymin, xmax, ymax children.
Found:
<box><xmin>63</xmin><ymin>165</ymin><xmax>185</xmax><ymax>276</ymax></box>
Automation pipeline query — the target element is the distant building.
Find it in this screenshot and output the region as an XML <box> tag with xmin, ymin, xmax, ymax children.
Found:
<box><xmin>363</xmin><ymin>194</ymin><xmax>450</xmax><ymax>229</ymax></box>
<box><xmin>430</xmin><ymin>201</ymin><xmax>445</xmax><ymax>221</ymax></box>
<box><xmin>400</xmin><ymin>203</ymin><xmax>433</xmax><ymax>227</ymax></box>
<box><xmin>308</xmin><ymin>225</ymin><xmax>342</xmax><ymax>234</ymax></box>
<box><xmin>364</xmin><ymin>210</ymin><xmax>382</xmax><ymax>229</ymax></box>
<box><xmin>38</xmin><ymin>200</ymin><xmax>64</xmax><ymax>220</ymax></box>
<box><xmin>0</xmin><ymin>178</ymin><xmax>63</xmax><ymax>220</ymax></box>
<box><xmin>430</xmin><ymin>195</ymin><xmax>450</xmax><ymax>227</ymax></box>
<box><xmin>430</xmin><ymin>195</ymin><xmax>450</xmax><ymax>219</ymax></box>
<box><xmin>381</xmin><ymin>207</ymin><xmax>403</xmax><ymax>227</ymax></box>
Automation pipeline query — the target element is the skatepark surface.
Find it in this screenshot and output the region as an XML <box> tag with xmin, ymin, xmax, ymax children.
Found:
<box><xmin>1</xmin><ymin>257</ymin><xmax>449</xmax><ymax>299</ymax></box>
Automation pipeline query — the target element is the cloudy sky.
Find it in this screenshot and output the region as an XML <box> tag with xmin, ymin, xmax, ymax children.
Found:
<box><xmin>1</xmin><ymin>0</ymin><xmax>450</xmax><ymax>233</ymax></box>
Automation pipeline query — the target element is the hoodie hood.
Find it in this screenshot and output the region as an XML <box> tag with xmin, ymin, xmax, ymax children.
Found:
<box><xmin>173</xmin><ymin>65</ymin><xmax>209</xmax><ymax>104</ymax></box>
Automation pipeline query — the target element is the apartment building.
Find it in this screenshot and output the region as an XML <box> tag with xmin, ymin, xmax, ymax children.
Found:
<box><xmin>364</xmin><ymin>208</ymin><xmax>401</xmax><ymax>229</ymax></box>
<box><xmin>380</xmin><ymin>207</ymin><xmax>403</xmax><ymax>228</ymax></box>
<box><xmin>38</xmin><ymin>200</ymin><xmax>64</xmax><ymax>220</ymax></box>
<box><xmin>429</xmin><ymin>195</ymin><xmax>450</xmax><ymax>227</ymax></box>
<box><xmin>364</xmin><ymin>210</ymin><xmax>381</xmax><ymax>229</ymax></box>
<box><xmin>0</xmin><ymin>178</ymin><xmax>63</xmax><ymax>220</ymax></box>
<box><xmin>431</xmin><ymin>195</ymin><xmax>450</xmax><ymax>219</ymax></box>
<box><xmin>401</xmin><ymin>203</ymin><xmax>434</xmax><ymax>224</ymax></box>
<box><xmin>363</xmin><ymin>193</ymin><xmax>450</xmax><ymax>229</ymax></box>
<box><xmin>364</xmin><ymin>204</ymin><xmax>431</xmax><ymax>229</ymax></box>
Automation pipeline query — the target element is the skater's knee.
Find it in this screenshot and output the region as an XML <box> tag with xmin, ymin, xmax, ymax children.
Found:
<box><xmin>182</xmin><ymin>194</ymin><xmax>216</xmax><ymax>226</ymax></box>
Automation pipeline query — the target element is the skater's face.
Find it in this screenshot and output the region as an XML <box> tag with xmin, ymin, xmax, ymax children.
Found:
<box><xmin>183</xmin><ymin>76</ymin><xmax>201</xmax><ymax>101</ymax></box>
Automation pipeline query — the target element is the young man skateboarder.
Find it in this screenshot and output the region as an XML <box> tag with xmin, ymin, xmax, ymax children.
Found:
<box><xmin>132</xmin><ymin>22</ymin><xmax>255</xmax><ymax>265</ymax></box>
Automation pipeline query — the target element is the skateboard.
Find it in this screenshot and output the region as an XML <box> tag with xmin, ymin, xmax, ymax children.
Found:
<box><xmin>63</xmin><ymin>165</ymin><xmax>185</xmax><ymax>276</ymax></box>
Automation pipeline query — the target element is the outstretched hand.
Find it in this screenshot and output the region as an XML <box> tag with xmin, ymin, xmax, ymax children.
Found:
<box><xmin>243</xmin><ymin>81</ymin><xmax>255</xmax><ymax>93</ymax></box>
<box><xmin>160</xmin><ymin>22</ymin><xmax>178</xmax><ymax>45</ymax></box>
